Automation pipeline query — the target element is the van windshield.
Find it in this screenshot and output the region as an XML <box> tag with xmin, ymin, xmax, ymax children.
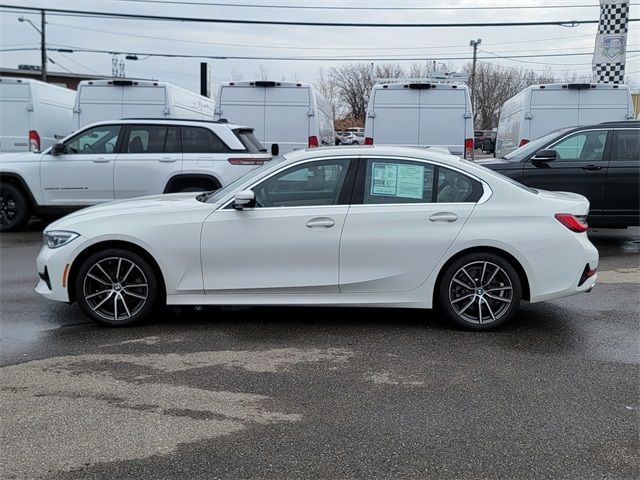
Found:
<box><xmin>502</xmin><ymin>128</ymin><xmax>572</xmax><ymax>162</ymax></box>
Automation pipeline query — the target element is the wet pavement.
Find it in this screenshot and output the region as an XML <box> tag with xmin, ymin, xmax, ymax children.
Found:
<box><xmin>1</xmin><ymin>225</ymin><xmax>638</xmax><ymax>479</ymax></box>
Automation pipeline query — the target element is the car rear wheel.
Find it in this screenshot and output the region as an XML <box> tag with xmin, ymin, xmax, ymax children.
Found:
<box><xmin>75</xmin><ymin>249</ymin><xmax>159</xmax><ymax>326</ymax></box>
<box><xmin>0</xmin><ymin>183</ymin><xmax>30</xmax><ymax>232</ymax></box>
<box><xmin>438</xmin><ymin>253</ymin><xmax>521</xmax><ymax>330</ymax></box>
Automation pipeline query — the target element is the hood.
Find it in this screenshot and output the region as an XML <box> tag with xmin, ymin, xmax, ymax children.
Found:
<box><xmin>47</xmin><ymin>193</ymin><xmax>210</xmax><ymax>230</ymax></box>
<box><xmin>0</xmin><ymin>152</ymin><xmax>42</xmax><ymax>162</ymax></box>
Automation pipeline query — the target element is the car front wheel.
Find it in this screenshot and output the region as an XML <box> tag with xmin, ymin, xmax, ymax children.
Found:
<box><xmin>0</xmin><ymin>183</ymin><xmax>30</xmax><ymax>232</ymax></box>
<box><xmin>75</xmin><ymin>249</ymin><xmax>159</xmax><ymax>326</ymax></box>
<box><xmin>438</xmin><ymin>253</ymin><xmax>521</xmax><ymax>330</ymax></box>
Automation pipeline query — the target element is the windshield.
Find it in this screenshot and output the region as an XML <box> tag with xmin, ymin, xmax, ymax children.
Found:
<box><xmin>197</xmin><ymin>156</ymin><xmax>287</xmax><ymax>203</ymax></box>
<box><xmin>502</xmin><ymin>128</ymin><xmax>573</xmax><ymax>162</ymax></box>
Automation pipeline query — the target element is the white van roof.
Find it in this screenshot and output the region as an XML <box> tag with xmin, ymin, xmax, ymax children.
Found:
<box><xmin>522</xmin><ymin>83</ymin><xmax>631</xmax><ymax>92</ymax></box>
<box><xmin>371</xmin><ymin>82</ymin><xmax>469</xmax><ymax>91</ymax></box>
<box><xmin>220</xmin><ymin>80</ymin><xmax>313</xmax><ymax>88</ymax></box>
<box><xmin>77</xmin><ymin>79</ymin><xmax>168</xmax><ymax>88</ymax></box>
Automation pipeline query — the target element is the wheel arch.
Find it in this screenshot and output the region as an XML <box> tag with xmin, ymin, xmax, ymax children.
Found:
<box><xmin>163</xmin><ymin>174</ymin><xmax>222</xmax><ymax>193</ymax></box>
<box><xmin>0</xmin><ymin>173</ymin><xmax>37</xmax><ymax>208</ymax></box>
<box><xmin>67</xmin><ymin>240</ymin><xmax>166</xmax><ymax>304</ymax></box>
<box><xmin>433</xmin><ymin>246</ymin><xmax>531</xmax><ymax>305</ymax></box>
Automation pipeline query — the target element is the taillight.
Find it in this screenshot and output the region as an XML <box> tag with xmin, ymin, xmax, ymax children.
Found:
<box><xmin>29</xmin><ymin>130</ymin><xmax>40</xmax><ymax>152</ymax></box>
<box><xmin>308</xmin><ymin>136</ymin><xmax>319</xmax><ymax>148</ymax></box>
<box><xmin>364</xmin><ymin>137</ymin><xmax>373</xmax><ymax>145</ymax></box>
<box><xmin>555</xmin><ymin>213</ymin><xmax>588</xmax><ymax>233</ymax></box>
<box><xmin>228</xmin><ymin>158</ymin><xmax>267</xmax><ymax>165</ymax></box>
<box><xmin>464</xmin><ymin>138</ymin><xmax>474</xmax><ymax>160</ymax></box>
<box><xmin>519</xmin><ymin>138</ymin><xmax>529</xmax><ymax>147</ymax></box>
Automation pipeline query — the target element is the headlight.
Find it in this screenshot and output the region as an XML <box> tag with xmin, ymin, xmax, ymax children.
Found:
<box><xmin>43</xmin><ymin>230</ymin><xmax>80</xmax><ymax>249</ymax></box>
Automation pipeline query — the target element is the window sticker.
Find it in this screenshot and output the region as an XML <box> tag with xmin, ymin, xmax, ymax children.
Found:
<box><xmin>371</xmin><ymin>162</ymin><xmax>398</xmax><ymax>196</ymax></box>
<box><xmin>396</xmin><ymin>164</ymin><xmax>424</xmax><ymax>199</ymax></box>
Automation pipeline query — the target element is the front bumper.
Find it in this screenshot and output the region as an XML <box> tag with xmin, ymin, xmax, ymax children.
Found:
<box><xmin>35</xmin><ymin>241</ymin><xmax>78</xmax><ymax>303</ymax></box>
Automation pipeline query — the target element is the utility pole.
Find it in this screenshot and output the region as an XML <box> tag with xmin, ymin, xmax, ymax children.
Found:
<box><xmin>469</xmin><ymin>38</ymin><xmax>481</xmax><ymax>107</ymax></box>
<box><xmin>40</xmin><ymin>10</ymin><xmax>46</xmax><ymax>82</ymax></box>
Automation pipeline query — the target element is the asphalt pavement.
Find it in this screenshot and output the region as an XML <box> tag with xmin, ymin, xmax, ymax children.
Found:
<box><xmin>1</xmin><ymin>224</ymin><xmax>638</xmax><ymax>480</ymax></box>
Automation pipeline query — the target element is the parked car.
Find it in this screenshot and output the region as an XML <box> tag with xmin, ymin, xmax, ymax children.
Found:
<box><xmin>0</xmin><ymin>77</ymin><xmax>75</xmax><ymax>153</ymax></box>
<box><xmin>339</xmin><ymin>132</ymin><xmax>365</xmax><ymax>145</ymax></box>
<box><xmin>36</xmin><ymin>145</ymin><xmax>597</xmax><ymax>330</ymax></box>
<box><xmin>215</xmin><ymin>80</ymin><xmax>334</xmax><ymax>153</ymax></box>
<box><xmin>0</xmin><ymin>119</ymin><xmax>271</xmax><ymax>231</ymax></box>
<box><xmin>481</xmin><ymin>121</ymin><xmax>639</xmax><ymax>228</ymax></box>
<box><xmin>364</xmin><ymin>80</ymin><xmax>475</xmax><ymax>159</ymax></box>
<box><xmin>495</xmin><ymin>83</ymin><xmax>634</xmax><ymax>158</ymax></box>
<box><xmin>482</xmin><ymin>128</ymin><xmax>497</xmax><ymax>155</ymax></box>
<box><xmin>74</xmin><ymin>79</ymin><xmax>215</xmax><ymax>129</ymax></box>
<box><xmin>474</xmin><ymin>130</ymin><xmax>490</xmax><ymax>149</ymax></box>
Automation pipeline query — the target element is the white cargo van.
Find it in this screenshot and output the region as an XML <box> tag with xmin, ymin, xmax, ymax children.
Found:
<box><xmin>0</xmin><ymin>77</ymin><xmax>75</xmax><ymax>153</ymax></box>
<box><xmin>364</xmin><ymin>80</ymin><xmax>474</xmax><ymax>159</ymax></box>
<box><xmin>73</xmin><ymin>79</ymin><xmax>215</xmax><ymax>129</ymax></box>
<box><xmin>495</xmin><ymin>83</ymin><xmax>634</xmax><ymax>158</ymax></box>
<box><xmin>215</xmin><ymin>80</ymin><xmax>334</xmax><ymax>153</ymax></box>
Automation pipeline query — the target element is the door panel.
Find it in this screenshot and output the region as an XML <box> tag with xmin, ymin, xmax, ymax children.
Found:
<box><xmin>523</xmin><ymin>129</ymin><xmax>609</xmax><ymax>214</ymax></box>
<box><xmin>603</xmin><ymin>129</ymin><xmax>640</xmax><ymax>225</ymax></box>
<box><xmin>40</xmin><ymin>124</ymin><xmax>121</xmax><ymax>205</ymax></box>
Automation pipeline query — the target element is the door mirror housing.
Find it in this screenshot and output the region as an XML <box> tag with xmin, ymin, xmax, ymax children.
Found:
<box><xmin>51</xmin><ymin>142</ymin><xmax>65</xmax><ymax>155</ymax></box>
<box><xmin>531</xmin><ymin>149</ymin><xmax>557</xmax><ymax>162</ymax></box>
<box><xmin>270</xmin><ymin>143</ymin><xmax>279</xmax><ymax>157</ymax></box>
<box><xmin>232</xmin><ymin>190</ymin><xmax>255</xmax><ymax>210</ymax></box>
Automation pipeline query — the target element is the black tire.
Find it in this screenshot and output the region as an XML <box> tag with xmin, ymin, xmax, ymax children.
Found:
<box><xmin>0</xmin><ymin>182</ymin><xmax>30</xmax><ymax>232</ymax></box>
<box><xmin>74</xmin><ymin>248</ymin><xmax>159</xmax><ymax>326</ymax></box>
<box><xmin>438</xmin><ymin>252</ymin><xmax>521</xmax><ymax>330</ymax></box>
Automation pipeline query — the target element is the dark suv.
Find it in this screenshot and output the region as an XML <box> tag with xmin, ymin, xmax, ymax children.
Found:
<box><xmin>480</xmin><ymin>121</ymin><xmax>639</xmax><ymax>228</ymax></box>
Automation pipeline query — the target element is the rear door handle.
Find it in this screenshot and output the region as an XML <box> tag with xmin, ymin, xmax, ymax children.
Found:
<box><xmin>429</xmin><ymin>212</ymin><xmax>459</xmax><ymax>223</ymax></box>
<box><xmin>159</xmin><ymin>157</ymin><xmax>177</xmax><ymax>163</ymax></box>
<box><xmin>93</xmin><ymin>157</ymin><xmax>110</xmax><ymax>163</ymax></box>
<box><xmin>582</xmin><ymin>165</ymin><xmax>602</xmax><ymax>171</ymax></box>
<box><xmin>306</xmin><ymin>217</ymin><xmax>335</xmax><ymax>228</ymax></box>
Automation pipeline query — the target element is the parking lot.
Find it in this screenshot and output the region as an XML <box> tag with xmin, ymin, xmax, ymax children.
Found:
<box><xmin>0</xmin><ymin>225</ymin><xmax>638</xmax><ymax>479</ymax></box>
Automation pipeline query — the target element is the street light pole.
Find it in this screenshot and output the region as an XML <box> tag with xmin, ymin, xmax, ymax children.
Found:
<box><xmin>469</xmin><ymin>38</ymin><xmax>482</xmax><ymax>107</ymax></box>
<box><xmin>40</xmin><ymin>10</ymin><xmax>46</xmax><ymax>82</ymax></box>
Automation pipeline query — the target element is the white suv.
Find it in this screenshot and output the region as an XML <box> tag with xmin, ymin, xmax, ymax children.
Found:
<box><xmin>0</xmin><ymin>119</ymin><xmax>272</xmax><ymax>231</ymax></box>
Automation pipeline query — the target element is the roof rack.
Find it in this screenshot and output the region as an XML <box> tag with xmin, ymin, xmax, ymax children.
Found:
<box><xmin>120</xmin><ymin>118</ymin><xmax>226</xmax><ymax>123</ymax></box>
<box><xmin>376</xmin><ymin>72</ymin><xmax>469</xmax><ymax>85</ymax></box>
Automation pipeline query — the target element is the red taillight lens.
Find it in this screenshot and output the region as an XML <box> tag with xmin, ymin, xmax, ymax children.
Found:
<box><xmin>555</xmin><ymin>213</ymin><xmax>588</xmax><ymax>233</ymax></box>
<box><xmin>519</xmin><ymin>138</ymin><xmax>529</xmax><ymax>147</ymax></box>
<box><xmin>228</xmin><ymin>158</ymin><xmax>267</xmax><ymax>165</ymax></box>
<box><xmin>308</xmin><ymin>136</ymin><xmax>319</xmax><ymax>148</ymax></box>
<box><xmin>464</xmin><ymin>138</ymin><xmax>474</xmax><ymax>160</ymax></box>
<box><xmin>364</xmin><ymin>137</ymin><xmax>373</xmax><ymax>145</ymax></box>
<box><xmin>29</xmin><ymin>130</ymin><xmax>40</xmax><ymax>152</ymax></box>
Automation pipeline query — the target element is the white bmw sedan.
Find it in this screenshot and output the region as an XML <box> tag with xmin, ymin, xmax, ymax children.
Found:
<box><xmin>36</xmin><ymin>146</ymin><xmax>598</xmax><ymax>330</ymax></box>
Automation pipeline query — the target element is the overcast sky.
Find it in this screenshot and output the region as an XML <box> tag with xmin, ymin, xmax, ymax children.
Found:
<box><xmin>1</xmin><ymin>0</ymin><xmax>638</xmax><ymax>94</ymax></box>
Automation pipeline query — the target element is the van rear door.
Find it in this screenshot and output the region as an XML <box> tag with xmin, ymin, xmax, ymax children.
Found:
<box><xmin>418</xmin><ymin>87</ymin><xmax>467</xmax><ymax>155</ymax></box>
<box><xmin>0</xmin><ymin>82</ymin><xmax>30</xmax><ymax>152</ymax></box>
<box><xmin>371</xmin><ymin>87</ymin><xmax>420</xmax><ymax>146</ymax></box>
<box><xmin>264</xmin><ymin>86</ymin><xmax>310</xmax><ymax>152</ymax></box>
<box><xmin>577</xmin><ymin>88</ymin><xmax>630</xmax><ymax>124</ymax></box>
<box><xmin>529</xmin><ymin>89</ymin><xmax>579</xmax><ymax>141</ymax></box>
<box><xmin>219</xmin><ymin>86</ymin><xmax>266</xmax><ymax>139</ymax></box>
<box><xmin>122</xmin><ymin>85</ymin><xmax>167</xmax><ymax>119</ymax></box>
<box><xmin>77</xmin><ymin>84</ymin><xmax>124</xmax><ymax>128</ymax></box>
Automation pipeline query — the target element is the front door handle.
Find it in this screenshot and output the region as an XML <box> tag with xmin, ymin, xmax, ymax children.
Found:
<box><xmin>429</xmin><ymin>212</ymin><xmax>458</xmax><ymax>223</ymax></box>
<box><xmin>306</xmin><ymin>217</ymin><xmax>335</xmax><ymax>228</ymax></box>
<box><xmin>582</xmin><ymin>165</ymin><xmax>602</xmax><ymax>171</ymax></box>
<box><xmin>159</xmin><ymin>157</ymin><xmax>177</xmax><ymax>163</ymax></box>
<box><xmin>93</xmin><ymin>157</ymin><xmax>110</xmax><ymax>163</ymax></box>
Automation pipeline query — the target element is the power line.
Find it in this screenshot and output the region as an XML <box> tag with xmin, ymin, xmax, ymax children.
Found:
<box><xmin>1</xmin><ymin>4</ymin><xmax>632</xmax><ymax>28</ymax></box>
<box><xmin>83</xmin><ymin>0</ymin><xmax>624</xmax><ymax>11</ymax></box>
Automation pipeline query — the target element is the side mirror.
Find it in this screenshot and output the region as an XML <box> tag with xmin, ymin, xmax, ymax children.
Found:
<box><xmin>532</xmin><ymin>149</ymin><xmax>557</xmax><ymax>162</ymax></box>
<box><xmin>51</xmin><ymin>142</ymin><xmax>65</xmax><ymax>155</ymax></box>
<box><xmin>232</xmin><ymin>190</ymin><xmax>255</xmax><ymax>210</ymax></box>
<box><xmin>270</xmin><ymin>143</ymin><xmax>279</xmax><ymax>157</ymax></box>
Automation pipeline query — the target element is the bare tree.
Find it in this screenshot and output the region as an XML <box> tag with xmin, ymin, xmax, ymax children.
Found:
<box><xmin>317</xmin><ymin>67</ymin><xmax>342</xmax><ymax>120</ymax></box>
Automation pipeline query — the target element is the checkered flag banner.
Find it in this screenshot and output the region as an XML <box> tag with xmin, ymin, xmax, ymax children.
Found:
<box><xmin>593</xmin><ymin>0</ymin><xmax>629</xmax><ymax>83</ymax></box>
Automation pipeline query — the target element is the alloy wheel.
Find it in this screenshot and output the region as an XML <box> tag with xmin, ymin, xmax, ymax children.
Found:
<box><xmin>82</xmin><ymin>257</ymin><xmax>149</xmax><ymax>322</ymax></box>
<box><xmin>448</xmin><ymin>261</ymin><xmax>513</xmax><ymax>325</ymax></box>
<box><xmin>0</xmin><ymin>190</ymin><xmax>20</xmax><ymax>229</ymax></box>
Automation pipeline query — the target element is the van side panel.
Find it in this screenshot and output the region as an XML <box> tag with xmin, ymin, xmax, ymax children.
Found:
<box><xmin>167</xmin><ymin>85</ymin><xmax>215</xmax><ymax>119</ymax></box>
<box><xmin>496</xmin><ymin>89</ymin><xmax>526</xmax><ymax>157</ymax></box>
<box><xmin>0</xmin><ymin>83</ymin><xmax>31</xmax><ymax>152</ymax></box>
<box><xmin>530</xmin><ymin>89</ymin><xmax>580</xmax><ymax>141</ymax></box>
<box><xmin>370</xmin><ymin>88</ymin><xmax>420</xmax><ymax>146</ymax></box>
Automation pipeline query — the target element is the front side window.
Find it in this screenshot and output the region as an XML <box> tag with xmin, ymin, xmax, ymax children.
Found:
<box><xmin>64</xmin><ymin>125</ymin><xmax>122</xmax><ymax>155</ymax></box>
<box><xmin>362</xmin><ymin>159</ymin><xmax>482</xmax><ymax>204</ymax></box>
<box><xmin>612</xmin><ymin>130</ymin><xmax>640</xmax><ymax>161</ymax></box>
<box><xmin>551</xmin><ymin>130</ymin><xmax>608</xmax><ymax>162</ymax></box>
<box><xmin>181</xmin><ymin>126</ymin><xmax>230</xmax><ymax>153</ymax></box>
<box><xmin>253</xmin><ymin>159</ymin><xmax>352</xmax><ymax>208</ymax></box>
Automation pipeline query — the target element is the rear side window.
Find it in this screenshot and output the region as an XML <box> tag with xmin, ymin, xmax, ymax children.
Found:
<box><xmin>362</xmin><ymin>159</ymin><xmax>482</xmax><ymax>204</ymax></box>
<box><xmin>234</xmin><ymin>128</ymin><xmax>265</xmax><ymax>153</ymax></box>
<box><xmin>181</xmin><ymin>126</ymin><xmax>230</xmax><ymax>153</ymax></box>
<box><xmin>612</xmin><ymin>130</ymin><xmax>639</xmax><ymax>162</ymax></box>
<box><xmin>126</xmin><ymin>125</ymin><xmax>167</xmax><ymax>153</ymax></box>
